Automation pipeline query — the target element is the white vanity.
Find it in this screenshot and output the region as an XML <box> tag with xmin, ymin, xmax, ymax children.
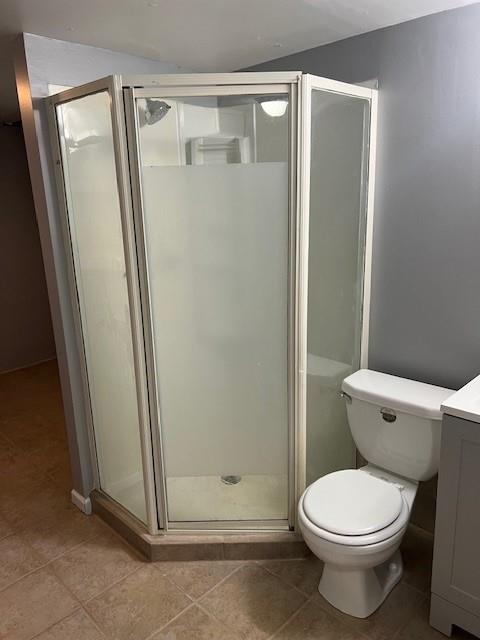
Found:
<box><xmin>430</xmin><ymin>374</ymin><xmax>480</xmax><ymax>638</ymax></box>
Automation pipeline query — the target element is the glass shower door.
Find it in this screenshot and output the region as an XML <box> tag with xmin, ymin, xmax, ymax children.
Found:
<box><xmin>52</xmin><ymin>90</ymin><xmax>148</xmax><ymax>523</ymax></box>
<box><xmin>129</xmin><ymin>88</ymin><xmax>292</xmax><ymax>525</ymax></box>
<box><xmin>304</xmin><ymin>78</ymin><xmax>374</xmax><ymax>486</ymax></box>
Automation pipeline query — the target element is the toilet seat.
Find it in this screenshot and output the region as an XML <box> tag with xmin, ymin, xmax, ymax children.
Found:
<box><xmin>300</xmin><ymin>469</ymin><xmax>410</xmax><ymax>546</ymax></box>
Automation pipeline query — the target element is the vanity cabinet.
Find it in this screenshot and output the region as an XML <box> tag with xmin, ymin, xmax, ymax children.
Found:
<box><xmin>430</xmin><ymin>413</ymin><xmax>480</xmax><ymax>638</ymax></box>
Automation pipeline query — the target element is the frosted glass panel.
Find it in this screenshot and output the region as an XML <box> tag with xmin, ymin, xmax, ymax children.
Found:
<box><xmin>306</xmin><ymin>90</ymin><xmax>370</xmax><ymax>485</ymax></box>
<box><xmin>137</xmin><ymin>94</ymin><xmax>290</xmax><ymax>522</ymax></box>
<box><xmin>56</xmin><ymin>92</ymin><xmax>147</xmax><ymax>522</ymax></box>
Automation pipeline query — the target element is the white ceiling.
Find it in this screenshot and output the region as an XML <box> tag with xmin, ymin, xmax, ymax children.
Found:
<box><xmin>0</xmin><ymin>0</ymin><xmax>478</xmax><ymax>119</ymax></box>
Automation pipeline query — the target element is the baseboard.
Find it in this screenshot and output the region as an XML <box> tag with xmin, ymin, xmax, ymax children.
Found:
<box><xmin>71</xmin><ymin>489</ymin><xmax>92</xmax><ymax>515</ymax></box>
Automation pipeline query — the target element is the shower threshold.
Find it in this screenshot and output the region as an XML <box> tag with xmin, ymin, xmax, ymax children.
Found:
<box><xmin>91</xmin><ymin>489</ymin><xmax>306</xmax><ymax>561</ymax></box>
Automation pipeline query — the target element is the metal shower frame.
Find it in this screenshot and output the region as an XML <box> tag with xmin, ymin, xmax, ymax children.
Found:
<box><xmin>46</xmin><ymin>72</ymin><xmax>377</xmax><ymax>536</ymax></box>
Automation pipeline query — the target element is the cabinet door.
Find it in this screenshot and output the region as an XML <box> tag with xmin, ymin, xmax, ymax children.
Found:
<box><xmin>432</xmin><ymin>414</ymin><xmax>480</xmax><ymax>615</ymax></box>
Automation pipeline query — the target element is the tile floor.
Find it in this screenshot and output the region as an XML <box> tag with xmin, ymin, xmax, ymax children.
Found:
<box><xmin>0</xmin><ymin>360</ymin><xmax>473</xmax><ymax>640</ymax></box>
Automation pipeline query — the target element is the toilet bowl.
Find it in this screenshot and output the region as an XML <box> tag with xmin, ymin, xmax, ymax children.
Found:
<box><xmin>299</xmin><ymin>369</ymin><xmax>453</xmax><ymax>619</ymax></box>
<box><xmin>299</xmin><ymin>465</ymin><xmax>417</xmax><ymax>618</ymax></box>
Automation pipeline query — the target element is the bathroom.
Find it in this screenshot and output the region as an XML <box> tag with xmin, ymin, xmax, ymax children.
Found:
<box><xmin>1</xmin><ymin>1</ymin><xmax>480</xmax><ymax>638</ymax></box>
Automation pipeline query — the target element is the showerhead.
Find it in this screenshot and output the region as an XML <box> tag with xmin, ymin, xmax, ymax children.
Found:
<box><xmin>145</xmin><ymin>99</ymin><xmax>171</xmax><ymax>125</ymax></box>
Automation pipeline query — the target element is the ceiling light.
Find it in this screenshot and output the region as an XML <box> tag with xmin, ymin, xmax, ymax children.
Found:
<box><xmin>260</xmin><ymin>99</ymin><xmax>288</xmax><ymax>117</ymax></box>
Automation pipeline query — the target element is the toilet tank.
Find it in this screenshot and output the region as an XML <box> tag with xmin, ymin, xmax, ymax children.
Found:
<box><xmin>342</xmin><ymin>370</ymin><xmax>454</xmax><ymax>481</ymax></box>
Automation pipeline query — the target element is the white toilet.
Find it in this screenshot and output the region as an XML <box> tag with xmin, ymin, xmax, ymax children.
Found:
<box><xmin>299</xmin><ymin>369</ymin><xmax>453</xmax><ymax>619</ymax></box>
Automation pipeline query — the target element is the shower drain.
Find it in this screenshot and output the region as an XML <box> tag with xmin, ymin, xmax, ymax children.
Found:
<box><xmin>221</xmin><ymin>475</ymin><xmax>242</xmax><ymax>485</ymax></box>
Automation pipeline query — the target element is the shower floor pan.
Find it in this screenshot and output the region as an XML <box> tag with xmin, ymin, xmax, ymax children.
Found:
<box><xmin>167</xmin><ymin>473</ymin><xmax>288</xmax><ymax>522</ymax></box>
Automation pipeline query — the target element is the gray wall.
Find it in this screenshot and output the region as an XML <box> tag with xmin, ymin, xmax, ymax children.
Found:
<box><xmin>248</xmin><ymin>3</ymin><xmax>480</xmax><ymax>392</ymax></box>
<box><xmin>15</xmin><ymin>33</ymin><xmax>182</xmax><ymax>500</ymax></box>
<box><xmin>0</xmin><ymin>126</ymin><xmax>55</xmax><ymax>372</ymax></box>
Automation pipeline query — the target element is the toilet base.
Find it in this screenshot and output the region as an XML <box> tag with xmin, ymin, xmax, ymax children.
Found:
<box><xmin>319</xmin><ymin>550</ymin><xmax>403</xmax><ymax>618</ymax></box>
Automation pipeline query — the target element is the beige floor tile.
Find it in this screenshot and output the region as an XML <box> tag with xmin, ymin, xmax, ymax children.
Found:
<box><xmin>401</xmin><ymin>525</ymin><xmax>434</xmax><ymax>593</ymax></box>
<box><xmin>411</xmin><ymin>491</ymin><xmax>437</xmax><ymax>534</ymax></box>
<box><xmin>274</xmin><ymin>598</ymin><xmax>366</xmax><ymax>639</ymax></box>
<box><xmin>46</xmin><ymin>458</ymin><xmax>72</xmax><ymax>489</ymax></box>
<box><xmin>397</xmin><ymin>598</ymin><xmax>473</xmax><ymax>640</ymax></box>
<box><xmin>22</xmin><ymin>508</ymin><xmax>105</xmax><ymax>562</ymax></box>
<box><xmin>0</xmin><ymin>467</ymin><xmax>47</xmax><ymax>511</ymax></box>
<box><xmin>200</xmin><ymin>563</ymin><xmax>306</xmax><ymax>640</ymax></box>
<box><xmin>35</xmin><ymin>609</ymin><xmax>105</xmax><ymax>639</ymax></box>
<box><xmin>0</xmin><ymin>532</ymin><xmax>45</xmax><ymax>590</ymax></box>
<box><xmin>0</xmin><ymin>511</ymin><xmax>13</xmax><ymax>539</ymax></box>
<box><xmin>260</xmin><ymin>557</ymin><xmax>323</xmax><ymax>596</ymax></box>
<box><xmin>0</xmin><ymin>414</ymin><xmax>62</xmax><ymax>454</ymax></box>
<box><xmin>25</xmin><ymin>439</ymin><xmax>70</xmax><ymax>478</ymax></box>
<box><xmin>86</xmin><ymin>564</ymin><xmax>191</xmax><ymax>640</ymax></box>
<box><xmin>152</xmin><ymin>604</ymin><xmax>239</xmax><ymax>640</ymax></box>
<box><xmin>1</xmin><ymin>478</ymin><xmax>71</xmax><ymax>529</ymax></box>
<box><xmin>317</xmin><ymin>582</ymin><xmax>425</xmax><ymax>640</ymax></box>
<box><xmin>0</xmin><ymin>441</ymin><xmax>37</xmax><ymax>481</ymax></box>
<box><xmin>51</xmin><ymin>530</ymin><xmax>144</xmax><ymax>601</ymax></box>
<box><xmin>157</xmin><ymin>560</ymin><xmax>241</xmax><ymax>598</ymax></box>
<box><xmin>0</xmin><ymin>567</ymin><xmax>79</xmax><ymax>640</ymax></box>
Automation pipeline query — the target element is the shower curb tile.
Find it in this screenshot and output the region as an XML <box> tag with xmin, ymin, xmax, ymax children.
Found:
<box><xmin>223</xmin><ymin>538</ymin><xmax>310</xmax><ymax>561</ymax></box>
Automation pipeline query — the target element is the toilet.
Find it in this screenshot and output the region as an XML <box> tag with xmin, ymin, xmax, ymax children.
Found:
<box><xmin>299</xmin><ymin>369</ymin><xmax>453</xmax><ymax>619</ymax></box>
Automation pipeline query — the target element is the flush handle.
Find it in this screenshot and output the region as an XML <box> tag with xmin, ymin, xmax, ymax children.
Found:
<box><xmin>381</xmin><ymin>407</ymin><xmax>396</xmax><ymax>422</ymax></box>
<box><xmin>340</xmin><ymin>391</ymin><xmax>352</xmax><ymax>403</ymax></box>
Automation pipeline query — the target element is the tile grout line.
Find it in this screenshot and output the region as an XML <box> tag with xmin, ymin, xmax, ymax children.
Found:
<box><xmin>29</xmin><ymin>606</ymin><xmax>87</xmax><ymax>640</ymax></box>
<box><xmin>0</xmin><ymin>537</ymin><xmax>53</xmax><ymax>594</ymax></box>
<box><xmin>255</xmin><ymin>558</ymin><xmax>318</xmax><ymax>599</ymax></box>
<box><xmin>142</xmin><ymin>601</ymin><xmax>197</xmax><ymax>640</ymax></box>
<box><xmin>80</xmin><ymin>563</ymin><xmax>146</xmax><ymax>607</ymax></box>
<box><xmin>198</xmin><ymin>562</ymin><xmax>310</xmax><ymax>640</ymax></box>
<box><xmin>144</xmin><ymin>561</ymin><xmax>253</xmax><ymax>638</ymax></box>
<box><xmin>151</xmin><ymin>571</ymin><xmax>198</xmax><ymax>605</ymax></box>
<box><xmin>0</xmin><ymin>523</ymin><xmax>115</xmax><ymax>595</ymax></box>
<box><xmin>154</xmin><ymin>559</ymin><xmax>248</xmax><ymax>604</ymax></box>
<box><xmin>196</xmin><ymin>599</ymin><xmax>244</xmax><ymax>637</ymax></box>
<box><xmin>310</xmin><ymin>593</ymin><xmax>373</xmax><ymax>640</ymax></box>
<box><xmin>78</xmin><ymin>606</ymin><xmax>109</xmax><ymax>638</ymax></box>
<box><xmin>16</xmin><ymin>562</ymin><xmax>88</xmax><ymax>640</ymax></box>
<box><xmin>196</xmin><ymin>561</ymin><xmax>249</xmax><ymax>601</ymax></box>
<box><xmin>267</xmin><ymin>595</ymin><xmax>312</xmax><ymax>639</ymax></box>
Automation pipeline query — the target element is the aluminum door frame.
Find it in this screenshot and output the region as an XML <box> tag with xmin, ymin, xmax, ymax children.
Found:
<box><xmin>296</xmin><ymin>74</ymin><xmax>378</xmax><ymax>494</ymax></box>
<box><xmin>44</xmin><ymin>71</ymin><xmax>377</xmax><ymax>535</ymax></box>
<box><xmin>122</xmin><ymin>76</ymin><xmax>300</xmax><ymax>532</ymax></box>
<box><xmin>45</xmin><ymin>77</ymin><xmax>159</xmax><ymax>534</ymax></box>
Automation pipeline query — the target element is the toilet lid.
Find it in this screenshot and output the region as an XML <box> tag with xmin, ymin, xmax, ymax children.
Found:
<box><xmin>303</xmin><ymin>470</ymin><xmax>403</xmax><ymax>536</ymax></box>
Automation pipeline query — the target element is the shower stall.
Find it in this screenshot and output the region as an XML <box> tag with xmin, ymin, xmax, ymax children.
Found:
<box><xmin>46</xmin><ymin>72</ymin><xmax>376</xmax><ymax>540</ymax></box>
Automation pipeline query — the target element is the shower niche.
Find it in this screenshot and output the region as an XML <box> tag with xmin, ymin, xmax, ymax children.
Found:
<box><xmin>47</xmin><ymin>72</ymin><xmax>376</xmax><ymax>542</ymax></box>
